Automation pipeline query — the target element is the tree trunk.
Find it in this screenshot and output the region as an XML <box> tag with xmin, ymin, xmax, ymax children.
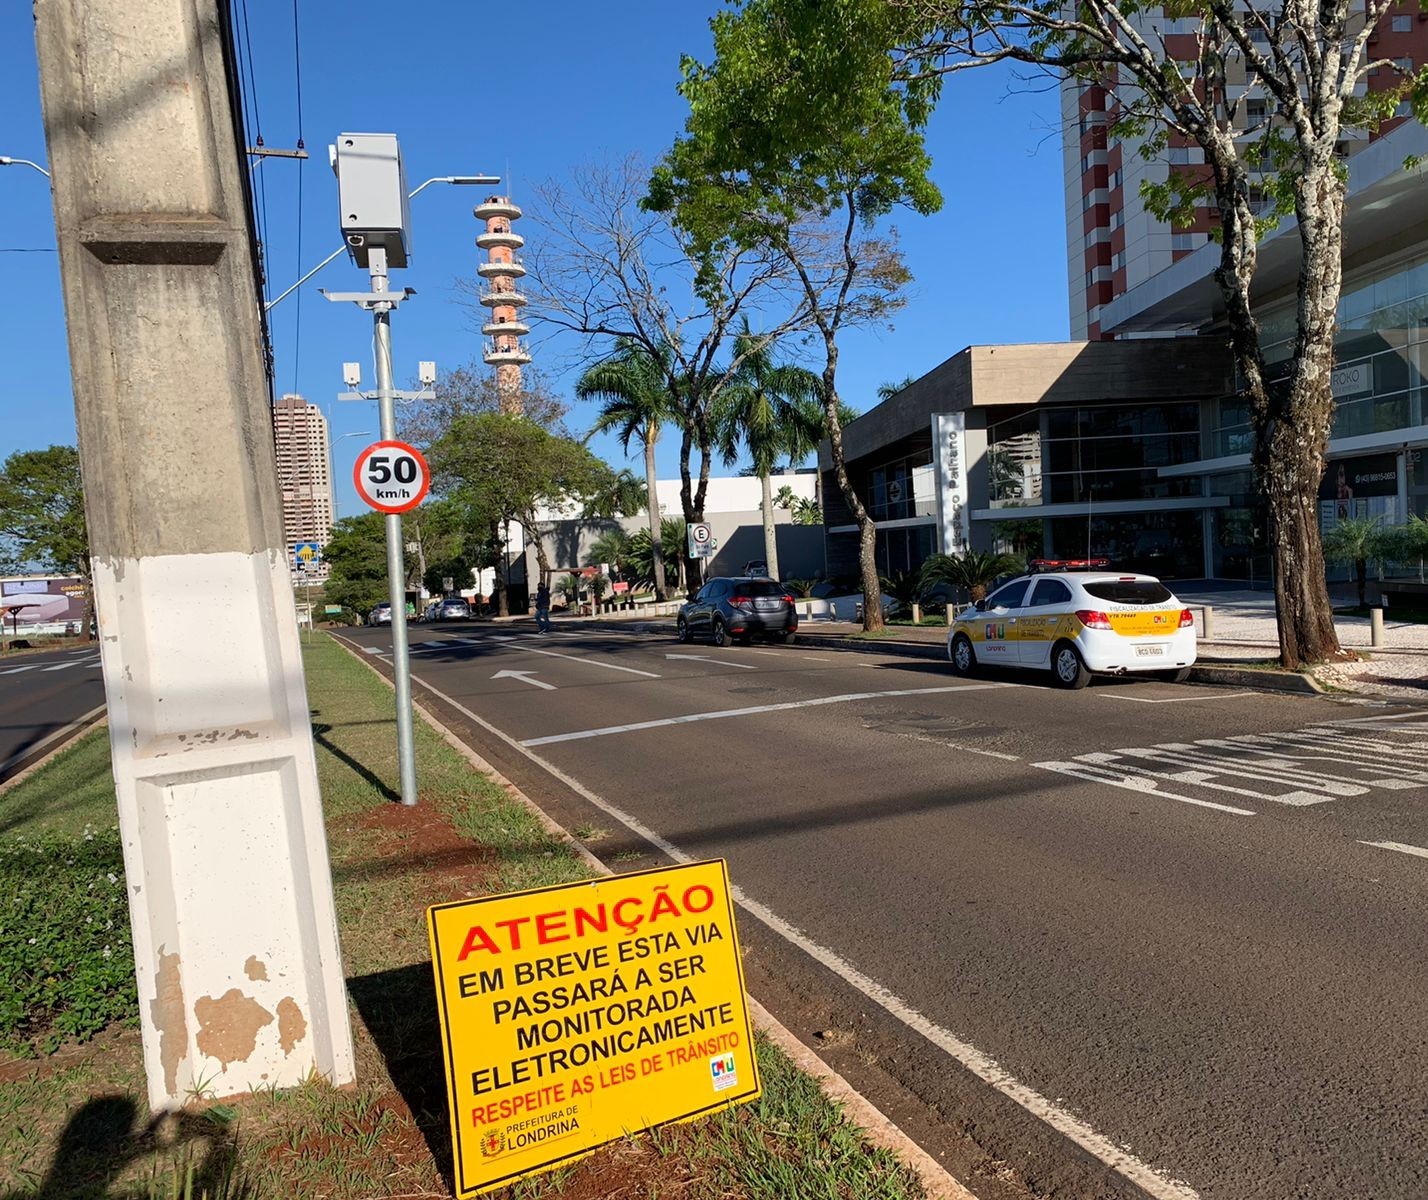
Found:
<box><xmin>1206</xmin><ymin>143</ymin><xmax>1339</xmax><ymax>668</ymax></box>
<box><xmin>760</xmin><ymin>470</ymin><xmax>780</xmax><ymax>581</ymax></box>
<box><xmin>1261</xmin><ymin>154</ymin><xmax>1343</xmax><ymax>667</ymax></box>
<box><xmin>644</xmin><ymin>429</ymin><xmax>667</xmax><ymax>599</ymax></box>
<box><xmin>819</xmin><ymin>341</ymin><xmax>881</xmax><ymax>630</ymax></box>
<box><xmin>677</xmin><ymin>423</ymin><xmax>699</xmax><ymax>597</ymax></box>
<box><xmin>518</xmin><ymin>506</ymin><xmax>552</xmax><ymax>586</ymax></box>
<box><xmin>490</xmin><ymin>519</ymin><xmax>509</xmax><ymax>618</ymax></box>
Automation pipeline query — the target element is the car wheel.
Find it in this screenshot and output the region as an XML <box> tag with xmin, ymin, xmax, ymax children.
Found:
<box><xmin>1051</xmin><ymin>641</ymin><xmax>1090</xmax><ymax>689</ymax></box>
<box><xmin>676</xmin><ymin>617</ymin><xmax>691</xmax><ymax>643</ymax></box>
<box><xmin>950</xmin><ymin>633</ymin><xmax>977</xmax><ymax>676</ymax></box>
<box><xmin>712</xmin><ymin>619</ymin><xmax>729</xmax><ymax>648</ymax></box>
<box><xmin>1156</xmin><ymin>666</ymin><xmax>1192</xmax><ymax>683</ymax></box>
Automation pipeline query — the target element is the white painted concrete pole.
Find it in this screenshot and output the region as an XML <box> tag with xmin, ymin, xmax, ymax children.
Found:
<box><xmin>368</xmin><ymin>251</ymin><xmax>420</xmax><ymax>806</ymax></box>
<box><xmin>34</xmin><ymin>0</ymin><xmax>354</xmax><ymax>1109</ymax></box>
<box><xmin>1371</xmin><ymin>605</ymin><xmax>1385</xmax><ymax>647</ymax></box>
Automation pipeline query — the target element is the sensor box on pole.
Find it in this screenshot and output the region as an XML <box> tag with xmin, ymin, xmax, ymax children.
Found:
<box><xmin>332</xmin><ymin>133</ymin><xmax>412</xmax><ymax>268</ymax></box>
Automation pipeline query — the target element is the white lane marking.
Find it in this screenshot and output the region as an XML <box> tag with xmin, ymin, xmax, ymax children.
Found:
<box><xmin>911</xmin><ymin>735</ymin><xmax>1020</xmax><ymax>761</ymax></box>
<box><xmin>40</xmin><ymin>661</ymin><xmax>77</xmax><ymax>672</ymax></box>
<box><xmin>1032</xmin><ymin>761</ymin><xmax>1257</xmax><ymax>816</ymax></box>
<box><xmin>665</xmin><ymin>653</ymin><xmax>758</xmax><ymax>670</ymax></box>
<box><xmin>402</xmin><ymin>672</ymin><xmax>1200</xmax><ymax>1200</ymax></box>
<box><xmin>1359</xmin><ymin>840</ymin><xmax>1428</xmax><ymax>861</ymax></box>
<box><xmin>363</xmin><ymin>646</ymin><xmax>383</xmax><ymax>655</ymax></box>
<box><xmin>1098</xmin><ymin>691</ymin><xmax>1255</xmax><ymax>704</ymax></box>
<box><xmin>1328</xmin><ymin>711</ymin><xmax>1428</xmax><ymax>725</ymax></box>
<box><xmin>505</xmin><ymin>642</ymin><xmax>661</xmax><ymax>678</ymax></box>
<box><xmin>0</xmin><ymin>664</ymin><xmax>42</xmax><ymax>675</ymax></box>
<box><xmin>492</xmin><ymin>669</ymin><xmax>557</xmax><ymax>691</ymax></box>
<box><xmin>522</xmin><ymin>683</ymin><xmax>1008</xmax><ymax>747</ymax></box>
<box><xmin>1081</xmin><ymin>749</ymin><xmax>1330</xmax><ymax>807</ymax></box>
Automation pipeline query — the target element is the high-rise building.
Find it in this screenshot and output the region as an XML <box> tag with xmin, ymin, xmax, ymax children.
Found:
<box><xmin>1062</xmin><ymin>3</ymin><xmax>1428</xmax><ymax>340</ymax></box>
<box><xmin>474</xmin><ymin>195</ymin><xmax>532</xmax><ymax>411</ymax></box>
<box><xmin>272</xmin><ymin>394</ymin><xmax>334</xmax><ymax>581</ymax></box>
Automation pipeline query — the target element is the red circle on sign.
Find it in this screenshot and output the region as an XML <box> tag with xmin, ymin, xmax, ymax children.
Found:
<box><xmin>352</xmin><ymin>439</ymin><xmax>431</xmax><ymax>514</ymax></box>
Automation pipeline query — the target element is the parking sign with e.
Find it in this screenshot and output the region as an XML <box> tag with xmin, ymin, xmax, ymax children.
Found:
<box><xmin>353</xmin><ymin>439</ymin><xmax>430</xmax><ymax>515</ymax></box>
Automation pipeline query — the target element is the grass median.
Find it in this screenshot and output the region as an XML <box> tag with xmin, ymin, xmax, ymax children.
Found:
<box><xmin>0</xmin><ymin>632</ymin><xmax>927</xmax><ymax>1199</ymax></box>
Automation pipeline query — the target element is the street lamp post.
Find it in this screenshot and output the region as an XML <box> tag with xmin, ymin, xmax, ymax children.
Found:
<box><xmin>332</xmin><ymin>430</ymin><xmax>374</xmax><ymax>519</ymax></box>
<box><xmin>265</xmin><ymin>174</ymin><xmax>498</xmax><ymax>312</ymax></box>
<box><xmin>0</xmin><ymin>156</ymin><xmax>51</xmax><ymax>178</ymax></box>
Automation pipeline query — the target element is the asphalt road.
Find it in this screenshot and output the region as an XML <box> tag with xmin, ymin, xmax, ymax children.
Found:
<box><xmin>0</xmin><ymin>643</ymin><xmax>105</xmax><ymax>782</ymax></box>
<box><xmin>337</xmin><ymin>619</ymin><xmax>1428</xmax><ymax>1200</ymax></box>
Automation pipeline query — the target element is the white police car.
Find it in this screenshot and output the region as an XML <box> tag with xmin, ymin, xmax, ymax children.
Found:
<box><xmin>947</xmin><ymin>560</ymin><xmax>1196</xmax><ymax>689</ymax></box>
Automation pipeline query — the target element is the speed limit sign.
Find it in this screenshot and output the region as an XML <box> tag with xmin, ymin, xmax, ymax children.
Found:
<box><xmin>353</xmin><ymin>440</ymin><xmax>431</xmax><ymax>515</ymax></box>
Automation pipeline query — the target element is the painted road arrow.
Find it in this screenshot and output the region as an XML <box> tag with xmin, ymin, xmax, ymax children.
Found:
<box><xmin>491</xmin><ymin>669</ymin><xmax>557</xmax><ymax>691</ymax></box>
<box><xmin>665</xmin><ymin>654</ymin><xmax>758</xmax><ymax>670</ymax></box>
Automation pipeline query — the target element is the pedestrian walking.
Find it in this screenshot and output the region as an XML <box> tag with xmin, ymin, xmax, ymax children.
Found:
<box><xmin>534</xmin><ymin>580</ymin><xmax>552</xmax><ymax>633</ymax></box>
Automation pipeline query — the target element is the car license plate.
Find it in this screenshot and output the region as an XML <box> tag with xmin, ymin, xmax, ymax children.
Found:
<box><xmin>1135</xmin><ymin>645</ymin><xmax>1165</xmax><ymax>657</ymax></box>
<box><xmin>755</xmin><ymin>599</ymin><xmax>780</xmax><ymax>611</ymax></box>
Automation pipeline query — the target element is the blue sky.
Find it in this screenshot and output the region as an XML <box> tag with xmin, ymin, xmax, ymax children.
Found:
<box><xmin>1</xmin><ymin>2</ymin><xmax>1069</xmax><ymax>517</ymax></box>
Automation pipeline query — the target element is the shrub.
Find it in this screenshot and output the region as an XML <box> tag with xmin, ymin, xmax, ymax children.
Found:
<box><xmin>0</xmin><ymin>826</ymin><xmax>136</xmax><ymax>1054</ymax></box>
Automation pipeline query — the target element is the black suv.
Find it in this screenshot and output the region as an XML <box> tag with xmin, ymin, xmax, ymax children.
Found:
<box><xmin>677</xmin><ymin>577</ymin><xmax>798</xmax><ymax>646</ymax></box>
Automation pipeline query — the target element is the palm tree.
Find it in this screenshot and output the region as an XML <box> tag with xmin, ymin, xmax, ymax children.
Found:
<box><xmin>586</xmin><ymin>528</ymin><xmax>633</xmax><ymax>580</ymax></box>
<box><xmin>713</xmin><ymin>320</ymin><xmax>822</xmax><ymax>581</ymax></box>
<box><xmin>579</xmin><ymin>340</ymin><xmax>680</xmax><ymax>599</ymax></box>
<box><xmin>628</xmin><ymin>518</ymin><xmax>688</xmax><ymax>592</ymax></box>
<box><xmin>1322</xmin><ymin>516</ymin><xmax>1386</xmax><ymax>608</ymax></box>
<box><xmin>919</xmin><ymin>550</ymin><xmax>1023</xmax><ymax>605</ymax></box>
<box><xmin>876</xmin><ymin>375</ymin><xmax>916</xmax><ymax>402</ymax></box>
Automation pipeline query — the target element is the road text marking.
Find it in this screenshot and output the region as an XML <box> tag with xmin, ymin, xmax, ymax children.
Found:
<box><xmin>491</xmin><ymin>669</ymin><xmax>556</xmax><ymax>691</ymax></box>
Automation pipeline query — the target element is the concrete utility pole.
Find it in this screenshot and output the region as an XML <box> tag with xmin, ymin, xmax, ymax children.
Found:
<box><xmin>34</xmin><ymin>0</ymin><xmax>355</xmax><ymax>1108</ymax></box>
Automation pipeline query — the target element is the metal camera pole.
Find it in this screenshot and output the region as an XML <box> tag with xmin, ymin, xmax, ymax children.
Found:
<box><xmin>370</xmin><ymin>249</ymin><xmax>419</xmax><ymax>806</ymax></box>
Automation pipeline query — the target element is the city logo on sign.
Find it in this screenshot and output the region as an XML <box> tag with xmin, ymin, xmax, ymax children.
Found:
<box><xmin>709</xmin><ymin>1052</ymin><xmax>739</xmax><ymax>1092</ymax></box>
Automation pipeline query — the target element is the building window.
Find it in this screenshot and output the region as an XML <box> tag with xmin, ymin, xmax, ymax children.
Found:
<box><xmin>1245</xmin><ymin>97</ymin><xmax>1268</xmax><ymax>122</ymax></box>
<box><xmin>1396</xmin><ymin>100</ymin><xmax>1413</xmax><ymax>118</ymax></box>
<box><xmin>1111</xmin><ymin>168</ymin><xmax>1124</xmax><ymax>190</ymax></box>
<box><xmin>1172</xmin><ymin>233</ymin><xmax>1199</xmax><ymax>251</ymax></box>
<box><xmin>1166</xmin><ymin>146</ymin><xmax>1196</xmax><ymax>164</ymax></box>
<box><xmin>1110</xmin><ymin>208</ymin><xmax>1124</xmax><ymax>230</ymax></box>
<box><xmin>1112</xmin><ymin>249</ymin><xmax>1126</xmax><ymax>271</ymax></box>
<box><xmin>1394</xmin><ymin>56</ymin><xmax>1414</xmax><ymax>72</ymax></box>
<box><xmin>1391</xmin><ymin>14</ymin><xmax>1411</xmax><ymax>31</ymax></box>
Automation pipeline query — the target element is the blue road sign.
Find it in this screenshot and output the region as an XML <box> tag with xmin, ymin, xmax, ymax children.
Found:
<box><xmin>293</xmin><ymin>541</ymin><xmax>322</xmax><ymax>570</ymax></box>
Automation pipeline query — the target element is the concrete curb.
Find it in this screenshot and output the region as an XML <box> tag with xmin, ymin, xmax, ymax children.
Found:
<box><xmin>329</xmin><ymin>632</ymin><xmax>976</xmax><ymax>1200</ymax></box>
<box><xmin>1187</xmin><ymin>664</ymin><xmax>1326</xmax><ymax>694</ymax></box>
<box><xmin>0</xmin><ymin>704</ymin><xmax>109</xmax><ymax>792</ymax></box>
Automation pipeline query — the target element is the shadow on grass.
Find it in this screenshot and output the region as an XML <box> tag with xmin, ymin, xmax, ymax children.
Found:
<box><xmin>310</xmin><ymin>722</ymin><xmax>400</xmax><ymax>804</ymax></box>
<box><xmin>347</xmin><ymin>963</ymin><xmax>455</xmax><ymax>1194</ymax></box>
<box><xmin>6</xmin><ymin>1096</ymin><xmax>243</xmax><ymax>1199</ymax></box>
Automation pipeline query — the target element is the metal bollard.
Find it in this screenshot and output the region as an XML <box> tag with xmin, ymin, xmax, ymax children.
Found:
<box><xmin>1201</xmin><ymin>604</ymin><xmax>1215</xmax><ymax>641</ymax></box>
<box><xmin>1371</xmin><ymin>605</ymin><xmax>1385</xmax><ymax>647</ymax></box>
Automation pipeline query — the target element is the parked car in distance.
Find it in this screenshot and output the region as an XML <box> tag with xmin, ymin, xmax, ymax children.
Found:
<box><xmin>677</xmin><ymin>577</ymin><xmax>798</xmax><ymax>646</ymax></box>
<box><xmin>743</xmin><ymin>559</ymin><xmax>769</xmax><ymax>577</ymax></box>
<box><xmin>946</xmin><ymin>563</ymin><xmax>1196</xmax><ymax>689</ymax></box>
<box><xmin>367</xmin><ymin>602</ymin><xmax>392</xmax><ymax>626</ymax></box>
<box><xmin>435</xmin><ymin>597</ymin><xmax>471</xmax><ymax>621</ymax></box>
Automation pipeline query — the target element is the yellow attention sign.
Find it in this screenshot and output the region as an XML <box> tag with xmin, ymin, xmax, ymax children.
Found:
<box><xmin>427</xmin><ymin>860</ymin><xmax>762</xmax><ymax>1196</ymax></box>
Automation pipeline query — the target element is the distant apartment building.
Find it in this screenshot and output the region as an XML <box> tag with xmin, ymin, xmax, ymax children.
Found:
<box><xmin>272</xmin><ymin>394</ymin><xmax>334</xmax><ymax>581</ymax></box>
<box><xmin>1062</xmin><ymin>2</ymin><xmax>1428</xmax><ymax>340</ymax></box>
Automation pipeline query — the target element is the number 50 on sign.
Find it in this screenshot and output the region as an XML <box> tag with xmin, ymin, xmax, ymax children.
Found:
<box><xmin>353</xmin><ymin>439</ymin><xmax>431</xmax><ymax>514</ymax></box>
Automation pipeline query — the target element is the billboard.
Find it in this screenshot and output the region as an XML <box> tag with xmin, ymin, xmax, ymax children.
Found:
<box><xmin>1319</xmin><ymin>453</ymin><xmax>1399</xmax><ymax>530</ymax></box>
<box><xmin>0</xmin><ymin>576</ymin><xmax>87</xmax><ymax>633</ymax></box>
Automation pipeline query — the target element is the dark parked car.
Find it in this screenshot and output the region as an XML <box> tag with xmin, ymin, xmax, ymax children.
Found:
<box><xmin>435</xmin><ymin>597</ymin><xmax>471</xmax><ymax>621</ymax></box>
<box><xmin>677</xmin><ymin>577</ymin><xmax>798</xmax><ymax>646</ymax></box>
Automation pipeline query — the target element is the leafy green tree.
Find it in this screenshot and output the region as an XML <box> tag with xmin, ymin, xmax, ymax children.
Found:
<box><xmin>428</xmin><ymin>414</ymin><xmax>626</xmax><ymax>609</ymax></box>
<box><xmin>324</xmin><ymin>512</ymin><xmax>403</xmax><ymax>619</ymax></box>
<box><xmin>819</xmin><ymin>1</ymin><xmax>1426</xmax><ymax>662</ymax></box>
<box><xmin>713</xmin><ymin>319</ymin><xmax>823</xmax><ymax>580</ymax></box>
<box><xmin>919</xmin><ymin>550</ymin><xmax>1022</xmax><ymax>605</ymax></box>
<box><xmin>648</xmin><ymin>0</ymin><xmax>940</xmax><ymax>631</ymax></box>
<box><xmin>1379</xmin><ymin>515</ymin><xmax>1428</xmax><ymax>584</ymax></box>
<box><xmin>0</xmin><ymin>446</ymin><xmax>92</xmax><ymax>636</ymax></box>
<box><xmin>579</xmin><ymin>339</ymin><xmax>681</xmax><ymax>598</ymax></box>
